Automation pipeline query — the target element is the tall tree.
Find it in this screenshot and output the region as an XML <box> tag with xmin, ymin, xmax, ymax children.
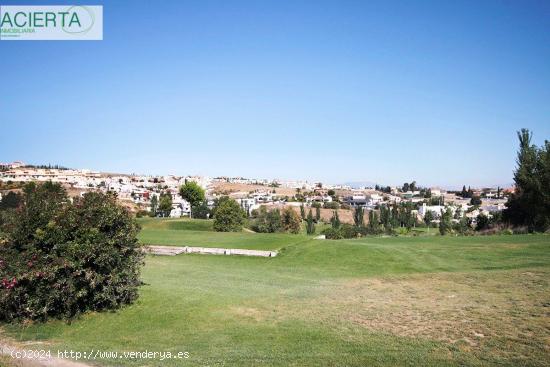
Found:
<box><xmin>213</xmin><ymin>199</ymin><xmax>245</xmax><ymax>232</ymax></box>
<box><xmin>353</xmin><ymin>206</ymin><xmax>364</xmax><ymax>227</ymax></box>
<box><xmin>179</xmin><ymin>181</ymin><xmax>205</xmax><ymax>217</ymax></box>
<box><xmin>158</xmin><ymin>192</ymin><xmax>173</xmax><ymax>217</ymax></box>
<box><xmin>281</xmin><ymin>207</ymin><xmax>301</xmax><ymax>234</ymax></box>
<box><xmin>149</xmin><ymin>195</ymin><xmax>158</xmax><ymax>216</ymax></box>
<box><xmin>330</xmin><ymin>210</ymin><xmax>340</xmax><ymax>229</ymax></box>
<box><xmin>306</xmin><ymin>209</ymin><xmax>315</xmax><ymax>235</ymax></box>
<box><xmin>424</xmin><ymin>210</ymin><xmax>434</xmax><ymax>227</ymax></box>
<box><xmin>504</xmin><ymin>129</ymin><xmax>550</xmax><ymax>231</ymax></box>
<box><xmin>439</xmin><ymin>208</ymin><xmax>452</xmax><ymax>235</ymax></box>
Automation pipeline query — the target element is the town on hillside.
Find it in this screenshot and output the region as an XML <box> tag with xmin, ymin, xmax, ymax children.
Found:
<box><xmin>0</xmin><ymin>160</ymin><xmax>510</xmax><ymax>228</ymax></box>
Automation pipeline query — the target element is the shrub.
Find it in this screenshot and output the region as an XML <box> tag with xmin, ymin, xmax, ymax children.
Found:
<box><xmin>323</xmin><ymin>227</ymin><xmax>343</xmax><ymax>240</ymax></box>
<box><xmin>281</xmin><ymin>207</ymin><xmax>301</xmax><ymax>234</ymax></box>
<box><xmin>323</xmin><ymin>202</ymin><xmax>339</xmax><ymax>209</ymax></box>
<box><xmin>192</xmin><ymin>202</ymin><xmax>211</xmax><ymax>219</ymax></box>
<box><xmin>213</xmin><ymin>198</ymin><xmax>245</xmax><ymax>232</ymax></box>
<box><xmin>0</xmin><ymin>183</ymin><xmax>143</xmax><ymax>322</ymax></box>
<box><xmin>250</xmin><ymin>207</ymin><xmax>282</xmax><ymax>233</ymax></box>
<box><xmin>340</xmin><ymin>224</ymin><xmax>359</xmax><ymax>238</ymax></box>
<box><xmin>322</xmin><ymin>224</ymin><xmax>360</xmax><ymax>240</ymax></box>
<box><xmin>135</xmin><ymin>209</ymin><xmax>150</xmax><ymax>218</ymax></box>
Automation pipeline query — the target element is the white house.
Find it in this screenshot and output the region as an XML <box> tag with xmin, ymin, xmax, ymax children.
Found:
<box><xmin>419</xmin><ymin>203</ymin><xmax>446</xmax><ymax>218</ymax></box>
<box><xmin>169</xmin><ymin>200</ymin><xmax>192</xmax><ymax>217</ymax></box>
<box><xmin>237</xmin><ymin>198</ymin><xmax>260</xmax><ymax>215</ymax></box>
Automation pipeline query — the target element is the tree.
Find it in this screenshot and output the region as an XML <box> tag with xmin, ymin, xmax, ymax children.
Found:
<box><xmin>367</xmin><ymin>210</ymin><xmax>382</xmax><ymax>234</ymax></box>
<box><xmin>306</xmin><ymin>209</ymin><xmax>315</xmax><ymax>235</ymax></box>
<box><xmin>454</xmin><ymin>216</ymin><xmax>471</xmax><ymax>235</ymax></box>
<box><xmin>213</xmin><ymin>199</ymin><xmax>245</xmax><ymax>232</ymax></box>
<box><xmin>149</xmin><ymin>195</ymin><xmax>158</xmax><ymax>216</ymax></box>
<box><xmin>470</xmin><ymin>196</ymin><xmax>482</xmax><ymax>206</ymax></box>
<box><xmin>353</xmin><ymin>206</ymin><xmax>364</xmax><ymax>227</ymax></box>
<box><xmin>327</xmin><ymin>189</ymin><xmax>335</xmax><ymax>197</ymax></box>
<box><xmin>402</xmin><ymin>182</ymin><xmax>410</xmax><ymax>192</ymax></box>
<box><xmin>0</xmin><ymin>191</ymin><xmax>22</xmax><ymax>210</ymax></box>
<box><xmin>281</xmin><ymin>207</ymin><xmax>301</xmax><ymax>234</ymax></box>
<box><xmin>0</xmin><ymin>183</ymin><xmax>143</xmax><ymax>321</ymax></box>
<box><xmin>475</xmin><ymin>213</ymin><xmax>490</xmax><ymax>231</ymax></box>
<box><xmin>192</xmin><ymin>202</ymin><xmax>210</xmax><ymax>219</ymax></box>
<box><xmin>300</xmin><ymin>204</ymin><xmax>306</xmax><ymax>220</ymax></box>
<box><xmin>179</xmin><ymin>181</ymin><xmax>205</xmax><ymax>217</ymax></box>
<box><xmin>315</xmin><ymin>206</ymin><xmax>321</xmax><ymax>222</ymax></box>
<box><xmin>158</xmin><ymin>192</ymin><xmax>173</xmax><ymax>217</ymax></box>
<box><xmin>504</xmin><ymin>129</ymin><xmax>550</xmax><ymax>231</ymax></box>
<box><xmin>211</xmin><ymin>196</ymin><xmax>231</xmax><ymax>218</ymax></box>
<box><xmin>424</xmin><ymin>210</ymin><xmax>434</xmax><ymax>227</ymax></box>
<box><xmin>439</xmin><ymin>207</ymin><xmax>452</xmax><ymax>235</ymax></box>
<box><xmin>330</xmin><ymin>210</ymin><xmax>341</xmax><ymax>229</ymax></box>
<box><xmin>250</xmin><ymin>207</ymin><xmax>282</xmax><ymax>233</ymax></box>
<box><xmin>266</xmin><ymin>209</ymin><xmax>282</xmax><ymax>233</ymax></box>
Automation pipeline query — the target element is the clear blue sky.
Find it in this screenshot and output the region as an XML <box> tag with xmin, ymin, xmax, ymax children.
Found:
<box><xmin>1</xmin><ymin>0</ymin><xmax>549</xmax><ymax>188</ymax></box>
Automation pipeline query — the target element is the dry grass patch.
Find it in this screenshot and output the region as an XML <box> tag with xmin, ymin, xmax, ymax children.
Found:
<box><xmin>260</xmin><ymin>268</ymin><xmax>550</xmax><ymax>366</ymax></box>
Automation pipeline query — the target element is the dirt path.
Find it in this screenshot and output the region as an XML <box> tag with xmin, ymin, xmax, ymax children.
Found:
<box><xmin>0</xmin><ymin>340</ymin><xmax>89</xmax><ymax>367</ymax></box>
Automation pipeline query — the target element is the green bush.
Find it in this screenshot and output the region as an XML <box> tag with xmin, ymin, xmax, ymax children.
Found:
<box><xmin>323</xmin><ymin>202</ymin><xmax>340</xmax><ymax>209</ymax></box>
<box><xmin>0</xmin><ymin>182</ymin><xmax>143</xmax><ymax>322</ymax></box>
<box><xmin>323</xmin><ymin>227</ymin><xmax>343</xmax><ymax>240</ymax></box>
<box><xmin>281</xmin><ymin>207</ymin><xmax>301</xmax><ymax>234</ymax></box>
<box><xmin>322</xmin><ymin>224</ymin><xmax>359</xmax><ymax>239</ymax></box>
<box><xmin>213</xmin><ymin>198</ymin><xmax>245</xmax><ymax>232</ymax></box>
<box><xmin>340</xmin><ymin>224</ymin><xmax>359</xmax><ymax>238</ymax></box>
<box><xmin>192</xmin><ymin>202</ymin><xmax>211</xmax><ymax>219</ymax></box>
<box><xmin>250</xmin><ymin>207</ymin><xmax>282</xmax><ymax>233</ymax></box>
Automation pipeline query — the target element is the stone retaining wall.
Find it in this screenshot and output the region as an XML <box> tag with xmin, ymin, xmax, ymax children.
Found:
<box><xmin>144</xmin><ymin>245</ymin><xmax>277</xmax><ymax>258</ymax></box>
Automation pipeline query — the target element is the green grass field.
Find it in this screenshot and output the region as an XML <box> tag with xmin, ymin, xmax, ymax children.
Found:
<box><xmin>137</xmin><ymin>218</ymin><xmax>308</xmax><ymax>250</ymax></box>
<box><xmin>2</xmin><ymin>219</ymin><xmax>549</xmax><ymax>366</ymax></box>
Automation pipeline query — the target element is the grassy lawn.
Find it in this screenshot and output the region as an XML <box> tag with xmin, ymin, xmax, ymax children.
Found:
<box><xmin>137</xmin><ymin>217</ymin><xmax>309</xmax><ymax>250</ymax></box>
<box><xmin>2</xmin><ymin>233</ymin><xmax>550</xmax><ymax>366</ymax></box>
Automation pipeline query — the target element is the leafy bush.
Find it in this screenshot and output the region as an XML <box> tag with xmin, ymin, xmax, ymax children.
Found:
<box><xmin>213</xmin><ymin>198</ymin><xmax>245</xmax><ymax>232</ymax></box>
<box><xmin>0</xmin><ymin>182</ymin><xmax>143</xmax><ymax>322</ymax></box>
<box><xmin>323</xmin><ymin>202</ymin><xmax>339</xmax><ymax>209</ymax></box>
<box><xmin>135</xmin><ymin>209</ymin><xmax>151</xmax><ymax>218</ymax></box>
<box><xmin>191</xmin><ymin>202</ymin><xmax>211</xmax><ymax>219</ymax></box>
<box><xmin>340</xmin><ymin>224</ymin><xmax>359</xmax><ymax>238</ymax></box>
<box><xmin>322</xmin><ymin>224</ymin><xmax>360</xmax><ymax>239</ymax></box>
<box><xmin>323</xmin><ymin>227</ymin><xmax>343</xmax><ymax>240</ymax></box>
<box><xmin>281</xmin><ymin>207</ymin><xmax>301</xmax><ymax>234</ymax></box>
<box><xmin>250</xmin><ymin>207</ymin><xmax>282</xmax><ymax>233</ymax></box>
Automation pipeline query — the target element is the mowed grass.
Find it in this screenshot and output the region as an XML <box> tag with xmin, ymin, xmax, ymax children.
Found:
<box><xmin>2</xmin><ymin>234</ymin><xmax>550</xmax><ymax>367</ymax></box>
<box><xmin>137</xmin><ymin>217</ymin><xmax>308</xmax><ymax>250</ymax></box>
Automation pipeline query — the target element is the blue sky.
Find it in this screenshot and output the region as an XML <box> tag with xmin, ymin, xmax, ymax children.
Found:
<box><xmin>1</xmin><ymin>0</ymin><xmax>549</xmax><ymax>187</ymax></box>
